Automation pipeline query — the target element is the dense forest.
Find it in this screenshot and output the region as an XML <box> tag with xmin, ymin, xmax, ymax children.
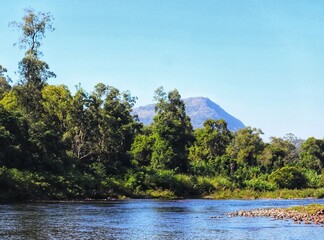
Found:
<box><xmin>1</xmin><ymin>9</ymin><xmax>324</xmax><ymax>201</ymax></box>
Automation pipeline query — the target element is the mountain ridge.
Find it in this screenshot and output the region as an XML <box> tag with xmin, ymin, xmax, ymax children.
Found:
<box><xmin>133</xmin><ymin>97</ymin><xmax>245</xmax><ymax>131</ymax></box>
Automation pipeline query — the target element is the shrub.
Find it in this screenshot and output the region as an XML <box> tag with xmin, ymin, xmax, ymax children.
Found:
<box><xmin>195</xmin><ymin>176</ymin><xmax>216</xmax><ymax>194</ymax></box>
<box><xmin>244</xmin><ymin>178</ymin><xmax>277</xmax><ymax>191</ymax></box>
<box><xmin>268</xmin><ymin>166</ymin><xmax>308</xmax><ymax>189</ymax></box>
<box><xmin>146</xmin><ymin>170</ymin><xmax>196</xmax><ymax>197</ymax></box>
<box><xmin>319</xmin><ymin>172</ymin><xmax>324</xmax><ymax>187</ymax></box>
<box><xmin>303</xmin><ymin>169</ymin><xmax>320</xmax><ymax>188</ymax></box>
<box><xmin>195</xmin><ymin>176</ymin><xmax>233</xmax><ymax>195</ymax></box>
<box><xmin>146</xmin><ymin>189</ymin><xmax>176</xmax><ymax>199</ymax></box>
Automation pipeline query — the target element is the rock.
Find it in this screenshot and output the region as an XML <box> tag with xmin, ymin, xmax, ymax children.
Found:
<box><xmin>228</xmin><ymin>206</ymin><xmax>324</xmax><ymax>226</ymax></box>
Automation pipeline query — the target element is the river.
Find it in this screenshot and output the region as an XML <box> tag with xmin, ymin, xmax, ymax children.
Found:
<box><xmin>1</xmin><ymin>199</ymin><xmax>324</xmax><ymax>239</ymax></box>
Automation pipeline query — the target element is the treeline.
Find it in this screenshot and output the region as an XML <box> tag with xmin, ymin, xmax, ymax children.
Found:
<box><xmin>1</xmin><ymin>9</ymin><xmax>324</xmax><ymax>201</ymax></box>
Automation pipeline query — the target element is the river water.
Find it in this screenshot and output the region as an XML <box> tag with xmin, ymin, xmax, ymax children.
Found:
<box><xmin>1</xmin><ymin>199</ymin><xmax>324</xmax><ymax>239</ymax></box>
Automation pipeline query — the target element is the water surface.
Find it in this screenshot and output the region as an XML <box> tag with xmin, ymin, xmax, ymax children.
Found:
<box><xmin>1</xmin><ymin>199</ymin><xmax>324</xmax><ymax>239</ymax></box>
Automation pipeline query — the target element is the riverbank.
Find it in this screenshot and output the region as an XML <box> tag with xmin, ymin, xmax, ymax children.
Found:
<box><xmin>228</xmin><ymin>204</ymin><xmax>324</xmax><ymax>225</ymax></box>
<box><xmin>205</xmin><ymin>188</ymin><xmax>324</xmax><ymax>200</ymax></box>
<box><xmin>1</xmin><ymin>184</ymin><xmax>324</xmax><ymax>202</ymax></box>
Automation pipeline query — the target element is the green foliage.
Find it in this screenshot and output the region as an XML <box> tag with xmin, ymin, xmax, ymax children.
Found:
<box><xmin>65</xmin><ymin>84</ymin><xmax>140</xmax><ymax>173</ymax></box>
<box><xmin>299</xmin><ymin>137</ymin><xmax>324</xmax><ymax>172</ymax></box>
<box><xmin>189</xmin><ymin>158</ymin><xmax>217</xmax><ymax>176</ymax></box>
<box><xmin>269</xmin><ymin>166</ymin><xmax>308</xmax><ymax>189</ymax></box>
<box><xmin>209</xmin><ymin>188</ymin><xmax>324</xmax><ymax>199</ymax></box>
<box><xmin>320</xmin><ymin>171</ymin><xmax>324</xmax><ymax>187</ymax></box>
<box><xmin>10</xmin><ymin>8</ymin><xmax>54</xmax><ymax>52</ymax></box>
<box><xmin>195</xmin><ymin>176</ymin><xmax>233</xmax><ymax>195</ymax></box>
<box><xmin>244</xmin><ymin>178</ymin><xmax>277</xmax><ymax>191</ymax></box>
<box><xmin>303</xmin><ymin>169</ymin><xmax>321</xmax><ymax>188</ymax></box>
<box><xmin>10</xmin><ymin>9</ymin><xmax>56</xmax><ymax>119</ymax></box>
<box><xmin>289</xmin><ymin>204</ymin><xmax>324</xmax><ymax>215</ymax></box>
<box><xmin>0</xmin><ymin>166</ymin><xmax>48</xmax><ymax>200</ymax></box>
<box><xmin>2</xmin><ymin>9</ymin><xmax>324</xmax><ymax>201</ymax></box>
<box><xmin>0</xmin><ymin>65</ymin><xmax>11</xmax><ymax>100</ymax></box>
<box><xmin>260</xmin><ymin>137</ymin><xmax>297</xmax><ymax>173</ymax></box>
<box><xmin>189</xmin><ymin>119</ymin><xmax>232</xmax><ymax>162</ymax></box>
<box><xmin>226</xmin><ymin>127</ymin><xmax>264</xmax><ymax>166</ymax></box>
<box><xmin>0</xmin><ymin>90</ymin><xmax>19</xmax><ymax>112</ymax></box>
<box><xmin>150</xmin><ymin>87</ymin><xmax>194</xmax><ymax>173</ymax></box>
<box><xmin>41</xmin><ymin>85</ymin><xmax>72</xmax><ymax>128</ymax></box>
<box><xmin>0</xmin><ymin>106</ymin><xmax>32</xmax><ymax>169</ymax></box>
<box><xmin>123</xmin><ymin>170</ymin><xmax>148</xmax><ymax>194</ymax></box>
<box><xmin>131</xmin><ymin>128</ymin><xmax>154</xmax><ymax>167</ymax></box>
<box><xmin>146</xmin><ymin>170</ymin><xmax>195</xmax><ymax>196</ymax></box>
<box><xmin>147</xmin><ymin>189</ymin><xmax>177</xmax><ymax>199</ymax></box>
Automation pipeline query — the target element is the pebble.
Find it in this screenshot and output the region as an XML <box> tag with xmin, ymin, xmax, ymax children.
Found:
<box><xmin>228</xmin><ymin>207</ymin><xmax>324</xmax><ymax>226</ymax></box>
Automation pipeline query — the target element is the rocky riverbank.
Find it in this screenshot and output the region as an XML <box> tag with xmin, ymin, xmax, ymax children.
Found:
<box><xmin>228</xmin><ymin>205</ymin><xmax>324</xmax><ymax>225</ymax></box>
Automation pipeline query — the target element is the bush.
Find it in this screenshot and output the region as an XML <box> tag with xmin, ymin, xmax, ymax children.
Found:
<box><xmin>195</xmin><ymin>176</ymin><xmax>233</xmax><ymax>195</ymax></box>
<box><xmin>319</xmin><ymin>172</ymin><xmax>324</xmax><ymax>187</ymax></box>
<box><xmin>195</xmin><ymin>176</ymin><xmax>216</xmax><ymax>194</ymax></box>
<box><xmin>303</xmin><ymin>169</ymin><xmax>320</xmax><ymax>188</ymax></box>
<box><xmin>146</xmin><ymin>189</ymin><xmax>176</xmax><ymax>199</ymax></box>
<box><xmin>268</xmin><ymin>166</ymin><xmax>308</xmax><ymax>189</ymax></box>
<box><xmin>124</xmin><ymin>170</ymin><xmax>147</xmax><ymax>193</ymax></box>
<box><xmin>147</xmin><ymin>170</ymin><xmax>196</xmax><ymax>197</ymax></box>
<box><xmin>244</xmin><ymin>178</ymin><xmax>277</xmax><ymax>191</ymax></box>
<box><xmin>0</xmin><ymin>166</ymin><xmax>48</xmax><ymax>201</ymax></box>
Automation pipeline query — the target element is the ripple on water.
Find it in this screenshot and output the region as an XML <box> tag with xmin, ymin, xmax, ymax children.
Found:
<box><xmin>0</xmin><ymin>199</ymin><xmax>324</xmax><ymax>240</ymax></box>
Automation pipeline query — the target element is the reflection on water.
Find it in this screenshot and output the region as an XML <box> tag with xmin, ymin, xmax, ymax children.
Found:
<box><xmin>1</xmin><ymin>199</ymin><xmax>324</xmax><ymax>240</ymax></box>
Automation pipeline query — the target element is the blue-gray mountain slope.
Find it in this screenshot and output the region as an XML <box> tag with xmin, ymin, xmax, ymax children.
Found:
<box><xmin>133</xmin><ymin>97</ymin><xmax>245</xmax><ymax>131</ymax></box>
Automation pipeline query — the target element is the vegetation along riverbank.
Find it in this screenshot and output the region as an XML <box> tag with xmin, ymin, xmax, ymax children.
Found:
<box><xmin>228</xmin><ymin>204</ymin><xmax>324</xmax><ymax>225</ymax></box>
<box><xmin>1</xmin><ymin>9</ymin><xmax>324</xmax><ymax>202</ymax></box>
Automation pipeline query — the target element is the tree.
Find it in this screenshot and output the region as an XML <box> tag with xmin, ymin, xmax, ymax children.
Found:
<box><xmin>299</xmin><ymin>137</ymin><xmax>324</xmax><ymax>172</ymax></box>
<box><xmin>67</xmin><ymin>88</ymin><xmax>90</xmax><ymax>161</ymax></box>
<box><xmin>40</xmin><ymin>85</ymin><xmax>73</xmax><ymax>164</ymax></box>
<box><xmin>268</xmin><ymin>166</ymin><xmax>307</xmax><ymax>189</ymax></box>
<box><xmin>0</xmin><ymin>65</ymin><xmax>11</xmax><ymax>100</ymax></box>
<box><xmin>0</xmin><ymin>105</ymin><xmax>32</xmax><ymax>169</ymax></box>
<box><xmin>7</xmin><ymin>9</ymin><xmax>63</xmax><ymax>172</ymax></box>
<box><xmin>226</xmin><ymin>127</ymin><xmax>264</xmax><ymax>167</ymax></box>
<box><xmin>131</xmin><ymin>126</ymin><xmax>154</xmax><ymax>167</ymax></box>
<box><xmin>41</xmin><ymin>84</ymin><xmax>72</xmax><ymax>131</ymax></box>
<box><xmin>189</xmin><ymin>119</ymin><xmax>232</xmax><ymax>163</ymax></box>
<box><xmin>95</xmin><ymin>85</ymin><xmax>141</xmax><ymax>171</ymax></box>
<box><xmin>10</xmin><ymin>8</ymin><xmax>54</xmax><ymax>52</ymax></box>
<box><xmin>150</xmin><ymin>87</ymin><xmax>194</xmax><ymax>173</ymax></box>
<box><xmin>66</xmin><ymin>84</ymin><xmax>141</xmax><ymax>173</ymax></box>
<box><xmin>260</xmin><ymin>137</ymin><xmax>297</xmax><ymax>173</ymax></box>
<box><xmin>10</xmin><ymin>8</ymin><xmax>55</xmax><ymax>117</ymax></box>
<box><xmin>0</xmin><ymin>90</ymin><xmax>19</xmax><ymax>112</ymax></box>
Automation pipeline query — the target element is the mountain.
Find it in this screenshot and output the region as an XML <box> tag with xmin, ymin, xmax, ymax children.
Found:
<box><xmin>132</xmin><ymin>97</ymin><xmax>245</xmax><ymax>131</ymax></box>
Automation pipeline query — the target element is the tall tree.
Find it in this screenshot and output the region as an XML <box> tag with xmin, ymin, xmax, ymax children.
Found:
<box><xmin>41</xmin><ymin>85</ymin><xmax>72</xmax><ymax>132</ymax></box>
<box><xmin>67</xmin><ymin>84</ymin><xmax>141</xmax><ymax>173</ymax></box>
<box><xmin>226</xmin><ymin>127</ymin><xmax>264</xmax><ymax>167</ymax></box>
<box><xmin>98</xmin><ymin>85</ymin><xmax>140</xmax><ymax>171</ymax></box>
<box><xmin>260</xmin><ymin>137</ymin><xmax>296</xmax><ymax>173</ymax></box>
<box><xmin>300</xmin><ymin>137</ymin><xmax>324</xmax><ymax>172</ymax></box>
<box><xmin>0</xmin><ymin>105</ymin><xmax>31</xmax><ymax>168</ymax></box>
<box><xmin>66</xmin><ymin>88</ymin><xmax>91</xmax><ymax>162</ymax></box>
<box><xmin>6</xmin><ymin>9</ymin><xmax>60</xmax><ymax>171</ymax></box>
<box><xmin>150</xmin><ymin>87</ymin><xmax>194</xmax><ymax>172</ymax></box>
<box><xmin>189</xmin><ymin>119</ymin><xmax>232</xmax><ymax>162</ymax></box>
<box><xmin>10</xmin><ymin>8</ymin><xmax>55</xmax><ymax>117</ymax></box>
<box><xmin>0</xmin><ymin>65</ymin><xmax>11</xmax><ymax>100</ymax></box>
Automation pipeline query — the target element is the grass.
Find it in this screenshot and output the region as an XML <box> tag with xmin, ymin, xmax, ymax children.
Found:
<box><xmin>206</xmin><ymin>188</ymin><xmax>324</xmax><ymax>200</ymax></box>
<box><xmin>146</xmin><ymin>189</ymin><xmax>177</xmax><ymax>199</ymax></box>
<box><xmin>289</xmin><ymin>204</ymin><xmax>324</xmax><ymax>215</ymax></box>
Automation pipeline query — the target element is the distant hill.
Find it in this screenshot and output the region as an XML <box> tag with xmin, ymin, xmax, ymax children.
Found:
<box><xmin>132</xmin><ymin>97</ymin><xmax>245</xmax><ymax>131</ymax></box>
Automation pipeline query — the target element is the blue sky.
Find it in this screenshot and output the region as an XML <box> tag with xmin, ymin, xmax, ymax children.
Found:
<box><xmin>1</xmin><ymin>0</ymin><xmax>324</xmax><ymax>140</ymax></box>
